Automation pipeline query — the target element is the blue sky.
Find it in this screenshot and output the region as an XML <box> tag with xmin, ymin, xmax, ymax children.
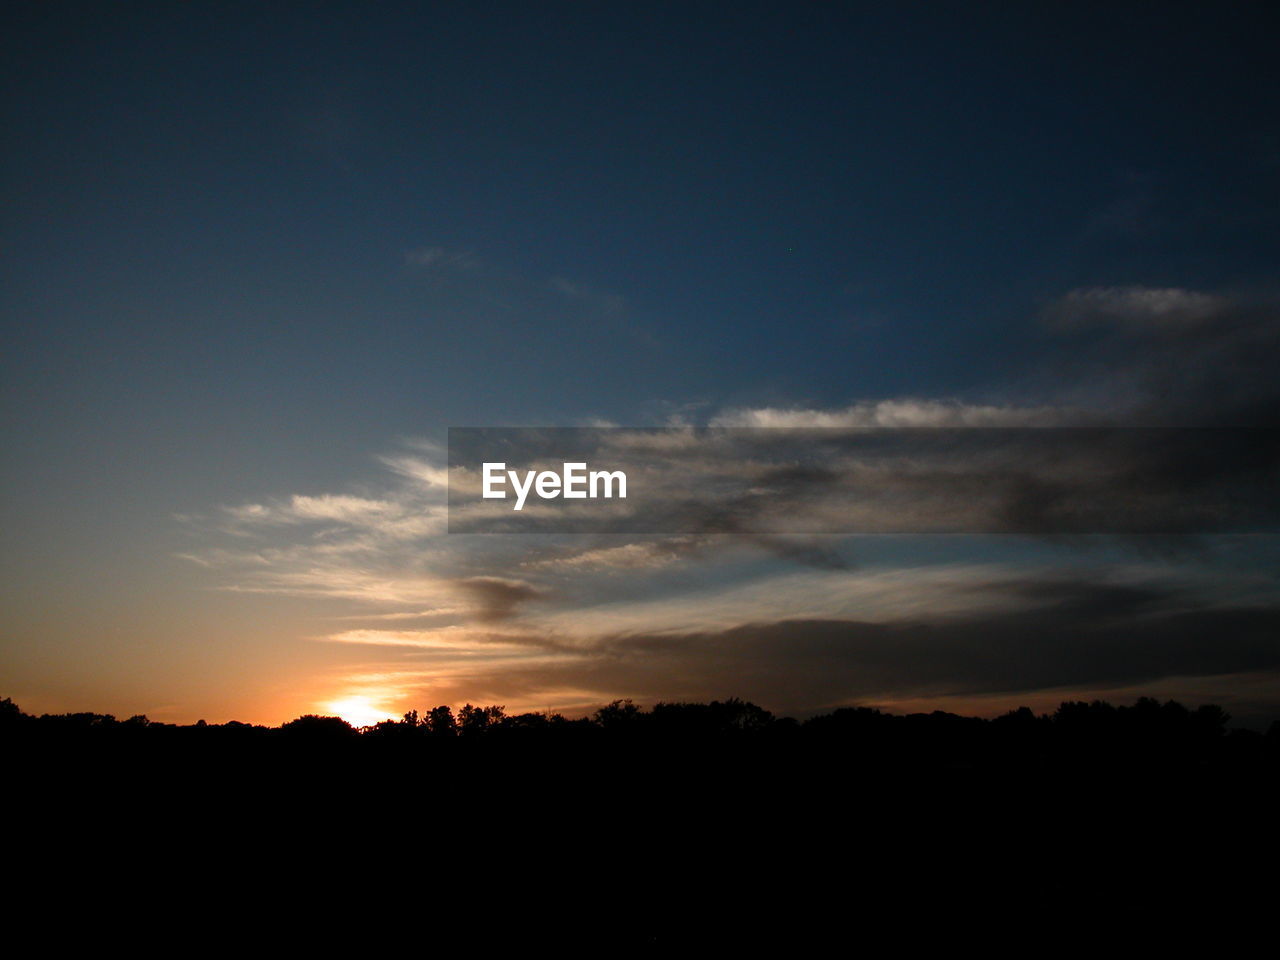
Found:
<box><xmin>3</xmin><ymin>2</ymin><xmax>1279</xmax><ymax>725</ymax></box>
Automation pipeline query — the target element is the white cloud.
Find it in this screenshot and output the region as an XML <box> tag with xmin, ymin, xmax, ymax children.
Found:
<box><xmin>289</xmin><ymin>494</ymin><xmax>395</xmax><ymax>522</ymax></box>
<box><xmin>525</xmin><ymin>538</ymin><xmax>703</xmax><ymax>571</ymax></box>
<box><xmin>378</xmin><ymin>454</ymin><xmax>449</xmax><ymax>488</ymax></box>
<box><xmin>321</xmin><ymin>626</ymin><xmax>536</xmax><ymax>651</ymax></box>
<box><xmin>710</xmin><ymin>398</ymin><xmax>1074</xmax><ymax>428</ymax></box>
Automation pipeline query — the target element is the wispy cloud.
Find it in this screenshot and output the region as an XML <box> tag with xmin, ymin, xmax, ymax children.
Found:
<box><xmin>404</xmin><ymin>246</ymin><xmax>482</xmax><ymax>272</ymax></box>
<box><xmin>709</xmin><ymin>398</ymin><xmax>1078</xmax><ymax>428</ymax></box>
<box><xmin>549</xmin><ymin>275</ymin><xmax>657</xmax><ymax>345</ymax></box>
<box><xmin>1045</xmin><ymin>285</ymin><xmax>1230</xmax><ymax>330</ymax></box>
<box><xmin>549</xmin><ymin>276</ymin><xmax>625</xmax><ymax>316</ymax></box>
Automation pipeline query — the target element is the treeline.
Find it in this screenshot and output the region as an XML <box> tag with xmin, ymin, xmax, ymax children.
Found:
<box><xmin>4</xmin><ymin>694</ymin><xmax>1278</xmax><ymax>769</ymax></box>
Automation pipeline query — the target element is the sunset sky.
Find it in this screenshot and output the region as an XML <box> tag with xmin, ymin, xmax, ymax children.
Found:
<box><xmin>3</xmin><ymin>3</ymin><xmax>1279</xmax><ymax>727</ymax></box>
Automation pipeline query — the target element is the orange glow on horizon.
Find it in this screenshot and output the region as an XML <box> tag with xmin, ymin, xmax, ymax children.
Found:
<box><xmin>322</xmin><ymin>695</ymin><xmax>398</xmax><ymax>728</ymax></box>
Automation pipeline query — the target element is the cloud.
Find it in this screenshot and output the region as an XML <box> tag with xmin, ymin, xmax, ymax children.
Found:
<box><xmin>454</xmin><ymin>576</ymin><xmax>545</xmax><ymax>622</ymax></box>
<box><xmin>218</xmin><ymin>565</ymin><xmax>456</xmax><ymax>605</ymax></box>
<box><xmin>549</xmin><ymin>275</ymin><xmax>656</xmax><ymax>345</ymax></box>
<box><xmin>710</xmin><ymin>399</ymin><xmax>1077</xmax><ymax>428</ymax></box>
<box><xmin>524</xmin><ymin>536</ymin><xmax>709</xmax><ymax>571</ymax></box>
<box><xmin>404</xmin><ymin>246</ymin><xmax>481</xmax><ymax>272</ymax></box>
<box><xmin>448</xmin><ymin>425</ymin><xmax>1280</xmax><ymax>537</ymax></box>
<box><xmin>464</xmin><ymin>577</ymin><xmax>1280</xmax><ymax>714</ymax></box>
<box><xmin>378</xmin><ymin>454</ymin><xmax>450</xmax><ymax>488</ymax></box>
<box><xmin>321</xmin><ymin>625</ymin><xmax>537</xmax><ymax>652</ymax></box>
<box><xmin>179</xmin><ymin>282</ymin><xmax>1280</xmax><ymax>719</ymax></box>
<box><xmin>1033</xmin><ymin>288</ymin><xmax>1280</xmax><ymax>427</ymax></box>
<box><xmin>224</xmin><ymin>495</ymin><xmax>395</xmax><ymax>527</ymax></box>
<box><xmin>308</xmin><ymin>572</ymin><xmax>1280</xmax><ymax>719</ymax></box>
<box><xmin>1045</xmin><ymin>286</ymin><xmax>1229</xmax><ymax>330</ymax></box>
<box><xmin>288</xmin><ymin>495</ymin><xmax>396</xmax><ymax>523</ymax></box>
<box><xmin>218</xmin><ymin>487</ymin><xmax>446</xmax><ymax>543</ymax></box>
<box><xmin>549</xmin><ymin>276</ymin><xmax>625</xmax><ymax>316</ymax></box>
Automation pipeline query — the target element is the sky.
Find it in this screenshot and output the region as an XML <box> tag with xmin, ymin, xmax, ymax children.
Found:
<box><xmin>3</xmin><ymin>2</ymin><xmax>1279</xmax><ymax>727</ymax></box>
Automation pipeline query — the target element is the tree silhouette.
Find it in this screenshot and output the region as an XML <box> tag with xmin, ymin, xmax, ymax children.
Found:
<box><xmin>0</xmin><ymin>694</ymin><xmax>1275</xmax><ymax>773</ymax></box>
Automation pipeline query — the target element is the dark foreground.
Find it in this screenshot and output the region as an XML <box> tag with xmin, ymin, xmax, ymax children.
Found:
<box><xmin>6</xmin><ymin>695</ymin><xmax>1276</xmax><ymax>948</ymax></box>
<box><xmin>7</xmin><ymin>693</ymin><xmax>1279</xmax><ymax>770</ymax></box>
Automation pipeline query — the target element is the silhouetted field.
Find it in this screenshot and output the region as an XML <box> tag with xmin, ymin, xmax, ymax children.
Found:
<box><xmin>5</xmin><ymin>694</ymin><xmax>1277</xmax><ymax>772</ymax></box>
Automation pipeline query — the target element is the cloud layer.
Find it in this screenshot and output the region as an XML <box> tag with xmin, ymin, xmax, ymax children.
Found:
<box><xmin>180</xmin><ymin>285</ymin><xmax>1280</xmax><ymax>719</ymax></box>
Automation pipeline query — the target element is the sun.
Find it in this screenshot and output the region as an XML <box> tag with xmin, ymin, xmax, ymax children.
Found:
<box><xmin>323</xmin><ymin>695</ymin><xmax>396</xmax><ymax>728</ymax></box>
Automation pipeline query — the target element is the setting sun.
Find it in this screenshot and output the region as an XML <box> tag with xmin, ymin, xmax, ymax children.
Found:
<box><xmin>323</xmin><ymin>696</ymin><xmax>396</xmax><ymax>728</ymax></box>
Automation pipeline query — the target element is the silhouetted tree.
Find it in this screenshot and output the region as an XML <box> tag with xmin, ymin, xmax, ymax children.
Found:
<box><xmin>427</xmin><ymin>705</ymin><xmax>457</xmax><ymax>737</ymax></box>
<box><xmin>458</xmin><ymin>703</ymin><xmax>505</xmax><ymax>735</ymax></box>
<box><xmin>594</xmin><ymin>699</ymin><xmax>642</xmax><ymax>728</ymax></box>
<box><xmin>2</xmin><ymin>694</ymin><xmax>1275</xmax><ymax>773</ymax></box>
<box><xmin>279</xmin><ymin>714</ymin><xmax>355</xmax><ymax>739</ymax></box>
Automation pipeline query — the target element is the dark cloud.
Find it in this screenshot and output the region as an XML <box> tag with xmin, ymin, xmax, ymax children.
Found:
<box><xmin>1039</xmin><ymin>289</ymin><xmax>1280</xmax><ymax>428</ymax></box>
<box><xmin>454</xmin><ymin>576</ymin><xmax>544</xmax><ymax>622</ymax></box>
<box><xmin>1129</xmin><ymin>301</ymin><xmax>1280</xmax><ymax>428</ymax></box>
<box><xmin>449</xmin><ymin>426</ymin><xmax>1280</xmax><ymax>539</ymax></box>
<box><xmin>744</xmin><ymin>535</ymin><xmax>853</xmax><ymax>571</ymax></box>
<box><xmin>458</xmin><ymin>577</ymin><xmax>1280</xmax><ymax>717</ymax></box>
